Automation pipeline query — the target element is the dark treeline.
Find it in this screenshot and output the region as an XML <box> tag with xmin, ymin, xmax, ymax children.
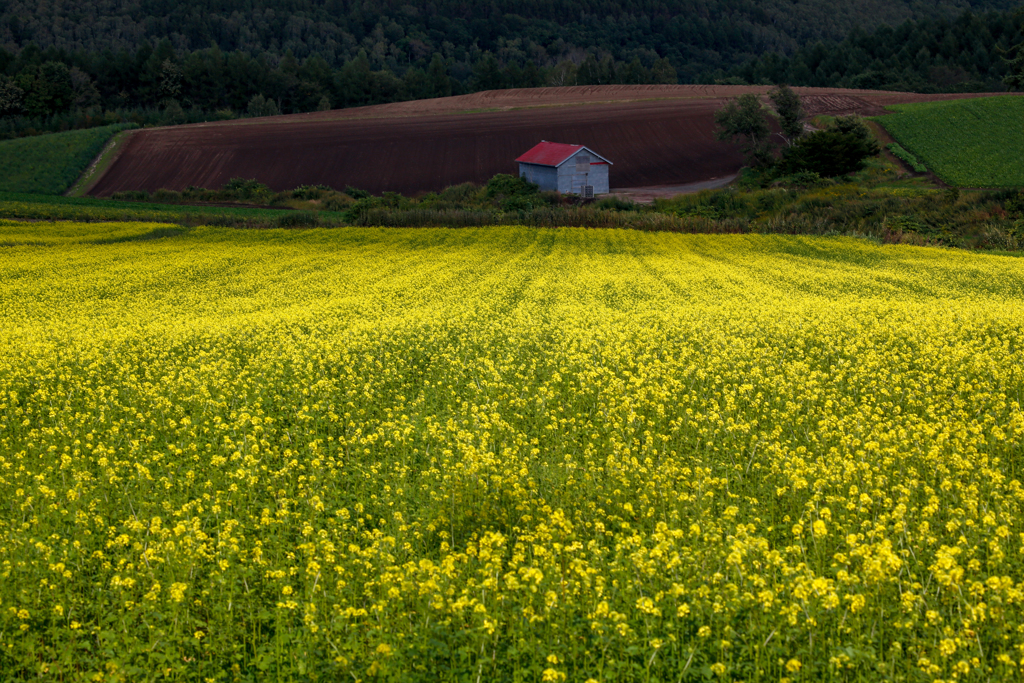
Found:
<box><xmin>718</xmin><ymin>10</ymin><xmax>1024</xmax><ymax>92</ymax></box>
<box><xmin>0</xmin><ymin>40</ymin><xmax>680</xmax><ymax>139</ymax></box>
<box><xmin>0</xmin><ymin>1</ymin><xmax>1022</xmax><ymax>139</ymax></box>
<box><xmin>4</xmin><ymin>1</ymin><xmax>1016</xmax><ymax>74</ymax></box>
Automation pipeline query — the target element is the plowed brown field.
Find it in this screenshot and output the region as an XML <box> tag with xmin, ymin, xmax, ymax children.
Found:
<box><xmin>88</xmin><ymin>85</ymin><xmax>1017</xmax><ymax>196</ymax></box>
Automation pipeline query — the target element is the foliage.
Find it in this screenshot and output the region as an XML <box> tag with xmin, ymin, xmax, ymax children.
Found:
<box><xmin>779</xmin><ymin>116</ymin><xmax>880</xmax><ymax>177</ymax></box>
<box><xmin>221</xmin><ymin>177</ymin><xmax>273</xmax><ymax>203</ymax></box>
<box><xmin>878</xmin><ymin>95</ymin><xmax>1024</xmax><ymax>187</ymax></box>
<box><xmin>344</xmin><ymin>186</ymin><xmax>371</xmax><ymax>200</ymax></box>
<box><xmin>18</xmin><ymin>60</ymin><xmax>73</xmax><ymax>116</ymax></box>
<box><xmin>719</xmin><ymin>8</ymin><xmax>1024</xmax><ymax>93</ymax></box>
<box><xmin>1</xmin><ymin>225</ymin><xmax>1024</xmax><ymax>679</ymax></box>
<box><xmin>246</xmin><ymin>93</ymin><xmax>280</xmax><ymax>118</ymax></box>
<box><xmin>715</xmin><ymin>94</ymin><xmax>775</xmax><ymax>169</ymax></box>
<box><xmin>656</xmin><ymin>177</ymin><xmax>1024</xmax><ymax>250</ymax></box>
<box><xmin>768</xmin><ymin>84</ymin><xmax>805</xmax><ymax>144</ymax></box>
<box><xmin>485</xmin><ymin>173</ymin><xmax>542</xmax><ymax>211</ymax></box>
<box><xmin>291</xmin><ymin>184</ymin><xmax>336</xmax><ymax>201</ymax></box>
<box><xmin>0</xmin><ymin>74</ymin><xmax>24</xmax><ymax>115</ymax></box>
<box><xmin>0</xmin><ymin>123</ymin><xmax>135</xmax><ymax>194</ymax></box>
<box><xmin>5</xmin><ymin>0</ymin><xmax>1014</xmax><ymax>88</ymax></box>
<box><xmin>1002</xmin><ymin>12</ymin><xmax>1024</xmax><ymax>90</ymax></box>
<box><xmin>887</xmin><ymin>143</ymin><xmax>928</xmax><ymax>172</ymax></box>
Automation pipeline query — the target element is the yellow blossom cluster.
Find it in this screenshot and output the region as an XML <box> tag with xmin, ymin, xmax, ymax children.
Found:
<box><xmin>1</xmin><ymin>222</ymin><xmax>1023</xmax><ymax>681</ymax></box>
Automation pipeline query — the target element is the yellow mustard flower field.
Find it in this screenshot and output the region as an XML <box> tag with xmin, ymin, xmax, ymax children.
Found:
<box><xmin>1</xmin><ymin>222</ymin><xmax>1024</xmax><ymax>682</ymax></box>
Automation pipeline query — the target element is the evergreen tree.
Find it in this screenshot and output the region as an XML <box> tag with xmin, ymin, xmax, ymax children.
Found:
<box><xmin>1003</xmin><ymin>17</ymin><xmax>1024</xmax><ymax>90</ymax></box>
<box><xmin>521</xmin><ymin>60</ymin><xmax>544</xmax><ymax>88</ymax></box>
<box><xmin>427</xmin><ymin>54</ymin><xmax>452</xmax><ymax>98</ymax></box>
<box><xmin>472</xmin><ymin>53</ymin><xmax>504</xmax><ymax>91</ymax></box>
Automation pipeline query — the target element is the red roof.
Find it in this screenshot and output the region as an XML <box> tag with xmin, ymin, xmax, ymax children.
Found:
<box><xmin>515</xmin><ymin>141</ymin><xmax>611</xmax><ymax>167</ymax></box>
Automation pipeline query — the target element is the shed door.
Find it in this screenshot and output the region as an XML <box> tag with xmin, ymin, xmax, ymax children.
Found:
<box><xmin>571</xmin><ymin>153</ymin><xmax>590</xmax><ymax>194</ymax></box>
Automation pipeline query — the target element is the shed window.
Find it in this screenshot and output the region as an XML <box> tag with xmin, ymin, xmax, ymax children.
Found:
<box><xmin>575</xmin><ymin>153</ymin><xmax>590</xmax><ymax>172</ymax></box>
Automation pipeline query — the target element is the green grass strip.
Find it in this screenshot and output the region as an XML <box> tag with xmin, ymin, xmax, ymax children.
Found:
<box><xmin>886</xmin><ymin>143</ymin><xmax>927</xmax><ymax>173</ymax></box>
<box><xmin>0</xmin><ymin>191</ymin><xmax>347</xmax><ymax>227</ymax></box>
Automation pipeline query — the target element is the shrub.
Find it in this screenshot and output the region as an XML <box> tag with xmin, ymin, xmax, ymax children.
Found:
<box><xmin>770</xmin><ymin>171</ymin><xmax>825</xmax><ymax>188</ymax></box>
<box><xmin>152</xmin><ymin>189</ymin><xmax>182</xmax><ymax>203</ymax></box>
<box><xmin>110</xmin><ymin>190</ymin><xmax>150</xmax><ymax>201</ymax></box>
<box><xmin>594</xmin><ymin>196</ymin><xmax>636</xmax><ymax>211</ymax></box>
<box><xmin>538</xmin><ymin>190</ymin><xmax>563</xmax><ymax>205</ymax></box>
<box><xmin>500</xmin><ymin>195</ymin><xmax>538</xmax><ymax>212</ymax></box>
<box><xmin>292</xmin><ymin>184</ymin><xmax>335</xmax><ymax>201</ymax></box>
<box><xmin>1003</xmin><ymin>189</ymin><xmax>1024</xmax><ymax>216</ymax></box>
<box><xmin>321</xmin><ymin>194</ymin><xmax>353</xmax><ymax>211</ymax></box>
<box><xmin>485</xmin><ymin>173</ymin><xmax>538</xmax><ymax>200</ymax></box>
<box><xmin>222</xmin><ymin>178</ymin><xmax>272</xmax><ymax>202</ymax></box>
<box><xmin>439</xmin><ymin>182</ymin><xmax>479</xmax><ymax>202</ymax></box>
<box><xmin>780</xmin><ymin>117</ymin><xmax>880</xmax><ymax>177</ymax></box>
<box><xmin>344</xmin><ymin>186</ymin><xmax>371</xmax><ymax>200</ymax></box>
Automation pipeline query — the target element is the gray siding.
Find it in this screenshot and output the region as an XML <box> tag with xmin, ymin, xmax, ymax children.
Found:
<box><xmin>520</xmin><ymin>148</ymin><xmax>610</xmax><ymax>195</ymax></box>
<box><xmin>519</xmin><ymin>163</ymin><xmax>558</xmax><ymax>192</ymax></box>
<box><xmin>558</xmin><ymin>150</ymin><xmax>610</xmax><ymax>195</ymax></box>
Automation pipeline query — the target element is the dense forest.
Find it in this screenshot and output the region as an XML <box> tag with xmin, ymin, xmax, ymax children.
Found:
<box><xmin>0</xmin><ymin>0</ymin><xmax>1022</xmax><ymax>139</ymax></box>
<box><xmin>719</xmin><ymin>9</ymin><xmax>1024</xmax><ymax>91</ymax></box>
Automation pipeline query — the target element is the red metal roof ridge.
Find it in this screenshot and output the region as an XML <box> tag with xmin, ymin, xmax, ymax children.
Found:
<box><xmin>515</xmin><ymin>141</ymin><xmax>612</xmax><ymax>167</ymax></box>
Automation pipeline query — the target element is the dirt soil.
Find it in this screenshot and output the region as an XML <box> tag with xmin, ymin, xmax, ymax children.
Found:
<box><xmin>88</xmin><ymin>85</ymin><xmax>1019</xmax><ymax>198</ymax></box>
<box><xmin>610</xmin><ymin>175</ymin><xmax>741</xmax><ymax>203</ymax></box>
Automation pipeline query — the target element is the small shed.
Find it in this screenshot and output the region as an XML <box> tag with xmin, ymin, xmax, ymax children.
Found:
<box><xmin>515</xmin><ymin>141</ymin><xmax>612</xmax><ymax>197</ymax></box>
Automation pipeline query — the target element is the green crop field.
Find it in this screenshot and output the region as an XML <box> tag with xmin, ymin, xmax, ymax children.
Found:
<box><xmin>0</xmin><ymin>125</ymin><xmax>136</xmax><ymax>195</ymax></box>
<box><xmin>2</xmin><ymin>223</ymin><xmax>1024</xmax><ymax>680</ymax></box>
<box><xmin>878</xmin><ymin>95</ymin><xmax>1024</xmax><ymax>188</ymax></box>
<box><xmin>0</xmin><ymin>124</ymin><xmax>136</xmax><ymax>195</ymax></box>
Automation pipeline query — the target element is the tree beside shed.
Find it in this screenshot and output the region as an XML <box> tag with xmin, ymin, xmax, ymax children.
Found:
<box><xmin>515</xmin><ymin>141</ymin><xmax>612</xmax><ymax>196</ymax></box>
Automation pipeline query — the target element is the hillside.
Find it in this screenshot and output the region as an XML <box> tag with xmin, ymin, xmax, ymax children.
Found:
<box><xmin>0</xmin><ymin>124</ymin><xmax>133</xmax><ymax>194</ymax></box>
<box><xmin>87</xmin><ymin>84</ymin><xmax>1013</xmax><ymax>196</ymax></box>
<box><xmin>1</xmin><ymin>2</ymin><xmax>1022</xmax><ymax>142</ymax></box>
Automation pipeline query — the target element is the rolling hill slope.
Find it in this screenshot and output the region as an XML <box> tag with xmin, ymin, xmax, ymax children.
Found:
<box><xmin>88</xmin><ymin>85</ymin><xmax>1018</xmax><ymax>196</ymax></box>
